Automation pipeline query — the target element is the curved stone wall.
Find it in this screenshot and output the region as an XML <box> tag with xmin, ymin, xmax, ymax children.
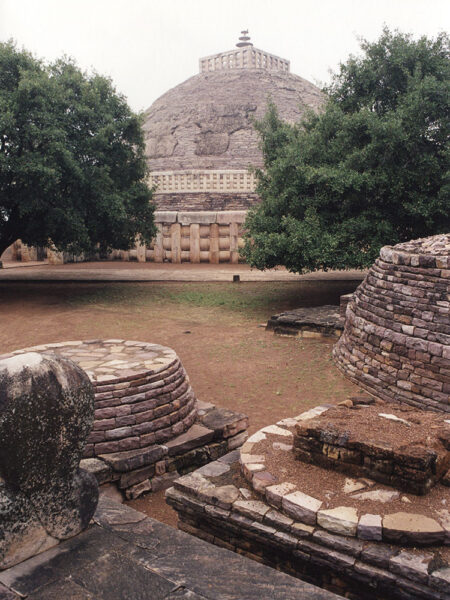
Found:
<box><xmin>333</xmin><ymin>235</ymin><xmax>450</xmax><ymax>412</ymax></box>
<box><xmin>143</xmin><ymin>68</ymin><xmax>323</xmax><ymax>175</ymax></box>
<box><xmin>1</xmin><ymin>340</ymin><xmax>198</xmax><ymax>456</ymax></box>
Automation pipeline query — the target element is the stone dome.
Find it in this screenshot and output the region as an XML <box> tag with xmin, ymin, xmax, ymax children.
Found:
<box><xmin>143</xmin><ymin>35</ymin><xmax>324</xmax><ymax>211</ymax></box>
<box><xmin>333</xmin><ymin>234</ymin><xmax>450</xmax><ymax>413</ymax></box>
<box><xmin>143</xmin><ymin>69</ymin><xmax>323</xmax><ymax>172</ymax></box>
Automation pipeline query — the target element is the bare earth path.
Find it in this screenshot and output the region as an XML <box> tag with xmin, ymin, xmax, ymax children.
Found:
<box><xmin>0</xmin><ymin>260</ymin><xmax>365</xmax><ymax>282</ymax></box>
<box><xmin>0</xmin><ymin>279</ymin><xmax>362</xmax><ymax>525</ymax></box>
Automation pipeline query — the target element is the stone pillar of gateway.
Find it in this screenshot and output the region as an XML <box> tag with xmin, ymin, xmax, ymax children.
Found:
<box><xmin>43</xmin><ymin>32</ymin><xmax>323</xmax><ymax>265</ymax></box>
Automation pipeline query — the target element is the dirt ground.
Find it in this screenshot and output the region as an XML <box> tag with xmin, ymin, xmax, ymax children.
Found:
<box><xmin>0</xmin><ymin>280</ymin><xmax>362</xmax><ymax>526</ymax></box>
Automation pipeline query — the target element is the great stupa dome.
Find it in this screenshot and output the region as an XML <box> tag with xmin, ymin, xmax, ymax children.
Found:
<box><xmin>144</xmin><ymin>32</ymin><xmax>324</xmax><ymax>211</ymax></box>
<box><xmin>9</xmin><ymin>34</ymin><xmax>325</xmax><ymax>265</ymax></box>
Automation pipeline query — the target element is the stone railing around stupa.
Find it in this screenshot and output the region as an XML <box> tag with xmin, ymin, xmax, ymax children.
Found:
<box><xmin>148</xmin><ymin>170</ymin><xmax>257</xmax><ymax>194</ymax></box>
<box><xmin>43</xmin><ymin>210</ymin><xmax>249</xmax><ymax>265</ymax></box>
<box><xmin>11</xmin><ymin>210</ymin><xmax>249</xmax><ymax>265</ymax></box>
<box><xmin>199</xmin><ymin>46</ymin><xmax>290</xmax><ymax>73</ymax></box>
<box><xmin>333</xmin><ymin>234</ymin><xmax>450</xmax><ymax>413</ymax></box>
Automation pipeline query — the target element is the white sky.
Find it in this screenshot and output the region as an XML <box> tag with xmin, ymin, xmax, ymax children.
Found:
<box><xmin>1</xmin><ymin>0</ymin><xmax>449</xmax><ymax>112</ymax></box>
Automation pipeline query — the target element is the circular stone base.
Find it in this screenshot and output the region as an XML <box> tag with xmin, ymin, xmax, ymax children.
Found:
<box><xmin>240</xmin><ymin>405</ymin><xmax>450</xmax><ymax>546</ymax></box>
<box><xmin>333</xmin><ymin>234</ymin><xmax>450</xmax><ymax>412</ymax></box>
<box><xmin>1</xmin><ymin>340</ymin><xmax>198</xmax><ymax>456</ymax></box>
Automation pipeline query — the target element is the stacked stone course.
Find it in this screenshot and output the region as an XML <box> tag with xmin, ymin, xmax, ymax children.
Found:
<box><xmin>2</xmin><ymin>340</ymin><xmax>249</xmax><ymax>499</ymax></box>
<box><xmin>167</xmin><ymin>405</ymin><xmax>450</xmax><ymax>599</ymax></box>
<box><xmin>293</xmin><ymin>406</ymin><xmax>450</xmax><ymax>495</ymax></box>
<box><xmin>85</xmin><ymin>359</ymin><xmax>196</xmax><ymax>456</ymax></box>
<box><xmin>333</xmin><ymin>235</ymin><xmax>450</xmax><ymax>412</ymax></box>
<box><xmin>154</xmin><ymin>192</ymin><xmax>259</xmax><ymax>212</ymax></box>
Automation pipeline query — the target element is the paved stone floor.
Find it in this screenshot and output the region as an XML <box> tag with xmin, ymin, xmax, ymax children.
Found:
<box><xmin>0</xmin><ymin>497</ymin><xmax>342</xmax><ymax>600</ymax></box>
<box><xmin>3</xmin><ymin>340</ymin><xmax>178</xmax><ymax>383</ymax></box>
<box><xmin>0</xmin><ymin>261</ymin><xmax>366</xmax><ymax>282</ymax></box>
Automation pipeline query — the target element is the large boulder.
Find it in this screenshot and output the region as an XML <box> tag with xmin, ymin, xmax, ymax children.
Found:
<box><xmin>0</xmin><ymin>352</ymin><xmax>98</xmax><ymax>569</ymax></box>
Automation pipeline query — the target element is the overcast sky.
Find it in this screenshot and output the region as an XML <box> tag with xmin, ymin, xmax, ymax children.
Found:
<box><xmin>1</xmin><ymin>0</ymin><xmax>449</xmax><ymax>112</ymax></box>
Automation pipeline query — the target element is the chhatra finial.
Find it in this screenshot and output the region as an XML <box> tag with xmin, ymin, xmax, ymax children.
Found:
<box><xmin>236</xmin><ymin>30</ymin><xmax>253</xmax><ymax>48</ymax></box>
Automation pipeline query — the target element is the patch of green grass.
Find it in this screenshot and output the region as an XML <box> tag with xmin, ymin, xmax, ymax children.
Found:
<box><xmin>2</xmin><ymin>279</ymin><xmax>358</xmax><ymax>322</ymax></box>
<box><xmin>63</xmin><ymin>282</ymin><xmax>304</xmax><ymax>317</ymax></box>
<box><xmin>77</xmin><ymin>280</ymin><xmax>351</xmax><ymax>311</ymax></box>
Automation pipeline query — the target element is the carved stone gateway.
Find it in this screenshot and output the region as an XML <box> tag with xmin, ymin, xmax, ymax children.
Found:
<box><xmin>0</xmin><ymin>353</ymin><xmax>98</xmax><ymax>570</ymax></box>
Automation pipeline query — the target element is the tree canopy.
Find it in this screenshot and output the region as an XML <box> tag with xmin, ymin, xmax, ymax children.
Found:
<box><xmin>0</xmin><ymin>41</ymin><xmax>156</xmax><ymax>257</ymax></box>
<box><xmin>242</xmin><ymin>29</ymin><xmax>450</xmax><ymax>273</ymax></box>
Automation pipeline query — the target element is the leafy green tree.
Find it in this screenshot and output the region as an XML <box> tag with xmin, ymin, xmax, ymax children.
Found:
<box><xmin>0</xmin><ymin>41</ymin><xmax>156</xmax><ymax>258</ymax></box>
<box><xmin>242</xmin><ymin>29</ymin><xmax>450</xmax><ymax>273</ymax></box>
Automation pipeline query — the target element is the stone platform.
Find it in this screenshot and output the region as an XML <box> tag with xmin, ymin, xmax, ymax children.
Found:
<box><xmin>294</xmin><ymin>404</ymin><xmax>450</xmax><ymax>495</ymax></box>
<box><xmin>82</xmin><ymin>400</ymin><xmax>248</xmax><ymax>499</ymax></box>
<box><xmin>266</xmin><ymin>306</ymin><xmax>344</xmax><ymax>339</ymax></box>
<box><xmin>1</xmin><ymin>341</ymin><xmax>248</xmax><ymax>499</ymax></box>
<box><xmin>0</xmin><ymin>496</ymin><xmax>341</xmax><ymax>600</ymax></box>
<box><xmin>167</xmin><ymin>406</ymin><xmax>450</xmax><ymax>600</ymax></box>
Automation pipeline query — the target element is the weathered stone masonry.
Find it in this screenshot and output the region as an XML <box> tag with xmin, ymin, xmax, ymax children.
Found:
<box><xmin>140</xmin><ymin>33</ymin><xmax>324</xmax><ymax>264</ymax></box>
<box><xmin>154</xmin><ymin>192</ymin><xmax>260</xmax><ymax>212</ymax></box>
<box><xmin>167</xmin><ymin>404</ymin><xmax>450</xmax><ymax>600</ymax></box>
<box><xmin>2</xmin><ymin>340</ymin><xmax>249</xmax><ymax>500</ymax></box>
<box><xmin>0</xmin><ymin>353</ymin><xmax>99</xmax><ymax>569</ymax></box>
<box><xmin>333</xmin><ymin>235</ymin><xmax>450</xmax><ymax>412</ymax></box>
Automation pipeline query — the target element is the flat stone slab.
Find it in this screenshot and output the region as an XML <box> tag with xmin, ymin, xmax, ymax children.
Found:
<box><xmin>165</xmin><ymin>424</ymin><xmax>215</xmax><ymax>456</ymax></box>
<box><xmin>199</xmin><ymin>407</ymin><xmax>249</xmax><ymax>439</ymax></box>
<box><xmin>266</xmin><ymin>306</ymin><xmax>343</xmax><ymax>338</ymax></box>
<box><xmin>98</xmin><ymin>445</ymin><xmax>168</xmax><ymax>472</ymax></box>
<box><xmin>357</xmin><ymin>514</ymin><xmax>382</xmax><ymax>541</ymax></box>
<box><xmin>383</xmin><ymin>512</ymin><xmax>445</xmax><ymax>545</ymax></box>
<box><xmin>317</xmin><ymin>507</ymin><xmax>358</xmax><ymax>536</ymax></box>
<box><xmin>282</xmin><ymin>491</ymin><xmax>322</xmax><ymax>525</ymax></box>
<box><xmin>0</xmin><ymin>497</ymin><xmax>341</xmax><ymax>600</ymax></box>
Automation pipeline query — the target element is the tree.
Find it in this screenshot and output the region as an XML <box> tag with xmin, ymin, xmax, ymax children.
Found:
<box><xmin>242</xmin><ymin>29</ymin><xmax>450</xmax><ymax>273</ymax></box>
<box><xmin>0</xmin><ymin>41</ymin><xmax>156</xmax><ymax>258</ymax></box>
